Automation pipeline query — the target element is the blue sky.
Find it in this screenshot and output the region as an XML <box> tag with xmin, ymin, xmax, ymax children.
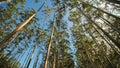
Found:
<box><xmin>0</xmin><ymin>0</ymin><xmax>77</xmax><ymax>68</ymax></box>
<box><xmin>18</xmin><ymin>0</ymin><xmax>52</xmax><ymax>68</ymax></box>
<box><xmin>25</xmin><ymin>0</ymin><xmax>77</xmax><ymax>67</ymax></box>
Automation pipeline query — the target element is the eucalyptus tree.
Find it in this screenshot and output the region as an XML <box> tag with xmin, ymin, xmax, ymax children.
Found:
<box><xmin>65</xmin><ymin>0</ymin><xmax>120</xmax><ymax>67</ymax></box>
<box><xmin>0</xmin><ymin>55</ymin><xmax>20</xmax><ymax>68</ymax></box>
<box><xmin>0</xmin><ymin>0</ymin><xmax>47</xmax><ymax>67</ymax></box>
<box><xmin>0</xmin><ymin>0</ymin><xmax>120</xmax><ymax>68</ymax></box>
<box><xmin>43</xmin><ymin>0</ymin><xmax>74</xmax><ymax>67</ymax></box>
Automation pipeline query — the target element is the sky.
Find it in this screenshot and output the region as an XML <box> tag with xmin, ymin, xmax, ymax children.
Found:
<box><xmin>1</xmin><ymin>0</ymin><xmax>120</xmax><ymax>68</ymax></box>
<box><xmin>0</xmin><ymin>0</ymin><xmax>77</xmax><ymax>68</ymax></box>
<box><xmin>20</xmin><ymin>0</ymin><xmax>52</xmax><ymax>68</ymax></box>
<box><xmin>25</xmin><ymin>0</ymin><xmax>77</xmax><ymax>68</ymax></box>
<box><xmin>0</xmin><ymin>0</ymin><xmax>53</xmax><ymax>68</ymax></box>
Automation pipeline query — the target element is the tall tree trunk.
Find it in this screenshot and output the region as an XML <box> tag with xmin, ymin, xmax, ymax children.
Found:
<box><xmin>0</xmin><ymin>0</ymin><xmax>45</xmax><ymax>48</ymax></box>
<box><xmin>22</xmin><ymin>48</ymin><xmax>32</xmax><ymax>68</ymax></box>
<box><xmin>26</xmin><ymin>46</ymin><xmax>36</xmax><ymax>68</ymax></box>
<box><xmin>84</xmin><ymin>25</ymin><xmax>114</xmax><ymax>68</ymax></box>
<box><xmin>0</xmin><ymin>33</ymin><xmax>19</xmax><ymax>58</ymax></box>
<box><xmin>82</xmin><ymin>42</ymin><xmax>95</xmax><ymax>68</ymax></box>
<box><xmin>93</xmin><ymin>18</ymin><xmax>120</xmax><ymax>48</ymax></box>
<box><xmin>78</xmin><ymin>7</ymin><xmax>120</xmax><ymax>48</ymax></box>
<box><xmin>80</xmin><ymin>26</ymin><xmax>99</xmax><ymax>68</ymax></box>
<box><xmin>90</xmin><ymin>32</ymin><xmax>114</xmax><ymax>68</ymax></box>
<box><xmin>80</xmin><ymin>1</ymin><xmax>120</xmax><ymax>20</ymax></box>
<box><xmin>52</xmin><ymin>54</ymin><xmax>56</xmax><ymax>68</ymax></box>
<box><xmin>44</xmin><ymin>22</ymin><xmax>55</xmax><ymax>68</ymax></box>
<box><xmin>83</xmin><ymin>16</ymin><xmax>120</xmax><ymax>55</ymax></box>
<box><xmin>106</xmin><ymin>0</ymin><xmax>120</xmax><ymax>5</ymax></box>
<box><xmin>83</xmin><ymin>23</ymin><xmax>114</xmax><ymax>67</ymax></box>
<box><xmin>100</xmin><ymin>17</ymin><xmax>120</xmax><ymax>34</ymax></box>
<box><xmin>78</xmin><ymin>7</ymin><xmax>117</xmax><ymax>67</ymax></box>
<box><xmin>82</xmin><ymin>29</ymin><xmax>105</xmax><ymax>67</ymax></box>
<box><xmin>92</xmin><ymin>24</ymin><xmax>120</xmax><ymax>55</ymax></box>
<box><xmin>26</xmin><ymin>34</ymin><xmax>41</xmax><ymax>68</ymax></box>
<box><xmin>33</xmin><ymin>48</ymin><xmax>41</xmax><ymax>68</ymax></box>
<box><xmin>0</xmin><ymin>13</ymin><xmax>36</xmax><ymax>47</ymax></box>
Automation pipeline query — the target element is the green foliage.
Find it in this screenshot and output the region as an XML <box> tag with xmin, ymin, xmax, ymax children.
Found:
<box><xmin>0</xmin><ymin>0</ymin><xmax>120</xmax><ymax>68</ymax></box>
<box><xmin>0</xmin><ymin>57</ymin><xmax>20</xmax><ymax>68</ymax></box>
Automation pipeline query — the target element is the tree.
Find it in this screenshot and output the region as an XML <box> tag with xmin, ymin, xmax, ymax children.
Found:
<box><xmin>0</xmin><ymin>0</ymin><xmax>120</xmax><ymax>68</ymax></box>
<box><xmin>106</xmin><ymin>0</ymin><xmax>120</xmax><ymax>5</ymax></box>
<box><xmin>0</xmin><ymin>52</ymin><xmax>20</xmax><ymax>68</ymax></box>
<box><xmin>0</xmin><ymin>0</ymin><xmax>11</xmax><ymax>2</ymax></box>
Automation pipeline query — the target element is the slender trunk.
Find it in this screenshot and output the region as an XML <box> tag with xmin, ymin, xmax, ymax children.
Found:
<box><xmin>0</xmin><ymin>0</ymin><xmax>45</xmax><ymax>47</ymax></box>
<box><xmin>93</xmin><ymin>19</ymin><xmax>120</xmax><ymax>48</ymax></box>
<box><xmin>80</xmin><ymin>26</ymin><xmax>99</xmax><ymax>68</ymax></box>
<box><xmin>3</xmin><ymin>44</ymin><xmax>16</xmax><ymax>58</ymax></box>
<box><xmin>84</xmin><ymin>14</ymin><xmax>120</xmax><ymax>55</ymax></box>
<box><xmin>83</xmin><ymin>43</ymin><xmax>95</xmax><ymax>68</ymax></box>
<box><xmin>84</xmin><ymin>24</ymin><xmax>114</xmax><ymax>67</ymax></box>
<box><xmin>26</xmin><ymin>46</ymin><xmax>36</xmax><ymax>68</ymax></box>
<box><xmin>106</xmin><ymin>0</ymin><xmax>120</xmax><ymax>5</ymax></box>
<box><xmin>90</xmin><ymin>32</ymin><xmax>114</xmax><ymax>68</ymax></box>
<box><xmin>80</xmin><ymin>1</ymin><xmax>120</xmax><ymax>20</ymax></box>
<box><xmin>79</xmin><ymin>7</ymin><xmax>115</xmax><ymax>67</ymax></box>
<box><xmin>33</xmin><ymin>48</ymin><xmax>41</xmax><ymax>68</ymax></box>
<box><xmin>26</xmin><ymin>34</ymin><xmax>41</xmax><ymax>68</ymax></box>
<box><xmin>82</xmin><ymin>24</ymin><xmax>105</xmax><ymax>67</ymax></box>
<box><xmin>0</xmin><ymin>13</ymin><xmax>36</xmax><ymax>47</ymax></box>
<box><xmin>83</xmin><ymin>31</ymin><xmax>105</xmax><ymax>67</ymax></box>
<box><xmin>12</xmin><ymin>54</ymin><xmax>21</xmax><ymax>68</ymax></box>
<box><xmin>0</xmin><ymin>32</ymin><xmax>19</xmax><ymax>54</ymax></box>
<box><xmin>79</xmin><ymin>33</ymin><xmax>95</xmax><ymax>67</ymax></box>
<box><xmin>22</xmin><ymin>48</ymin><xmax>32</xmax><ymax>68</ymax></box>
<box><xmin>78</xmin><ymin>7</ymin><xmax>120</xmax><ymax>48</ymax></box>
<box><xmin>52</xmin><ymin>54</ymin><xmax>56</xmax><ymax>68</ymax></box>
<box><xmin>2</xmin><ymin>32</ymin><xmax>19</xmax><ymax>57</ymax></box>
<box><xmin>13</xmin><ymin>53</ymin><xmax>24</xmax><ymax>68</ymax></box>
<box><xmin>55</xmin><ymin>47</ymin><xmax>59</xmax><ymax>68</ymax></box>
<box><xmin>85</xmin><ymin>18</ymin><xmax>120</xmax><ymax>55</ymax></box>
<box><xmin>44</xmin><ymin>22</ymin><xmax>55</xmax><ymax>68</ymax></box>
<box><xmin>52</xmin><ymin>42</ymin><xmax>58</xmax><ymax>68</ymax></box>
<box><xmin>100</xmin><ymin>17</ymin><xmax>120</xmax><ymax>34</ymax></box>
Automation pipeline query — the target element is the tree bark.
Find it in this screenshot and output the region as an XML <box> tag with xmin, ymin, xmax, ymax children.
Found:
<box><xmin>0</xmin><ymin>0</ymin><xmax>45</xmax><ymax>48</ymax></box>
<box><xmin>84</xmin><ymin>24</ymin><xmax>114</xmax><ymax>67</ymax></box>
<box><xmin>78</xmin><ymin>7</ymin><xmax>120</xmax><ymax>48</ymax></box>
<box><xmin>80</xmin><ymin>1</ymin><xmax>120</xmax><ymax>20</ymax></box>
<box><xmin>100</xmin><ymin>17</ymin><xmax>120</xmax><ymax>34</ymax></box>
<box><xmin>44</xmin><ymin>22</ymin><xmax>55</xmax><ymax>68</ymax></box>
<box><xmin>106</xmin><ymin>0</ymin><xmax>120</xmax><ymax>5</ymax></box>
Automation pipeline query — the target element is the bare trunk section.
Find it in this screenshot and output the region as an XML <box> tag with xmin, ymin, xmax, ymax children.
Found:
<box><xmin>0</xmin><ymin>13</ymin><xmax>36</xmax><ymax>47</ymax></box>
<box><xmin>26</xmin><ymin>45</ymin><xmax>36</xmax><ymax>68</ymax></box>
<box><xmin>44</xmin><ymin>22</ymin><xmax>55</xmax><ymax>68</ymax></box>
<box><xmin>52</xmin><ymin>54</ymin><xmax>56</xmax><ymax>68</ymax></box>
<box><xmin>0</xmin><ymin>0</ymin><xmax>46</xmax><ymax>48</ymax></box>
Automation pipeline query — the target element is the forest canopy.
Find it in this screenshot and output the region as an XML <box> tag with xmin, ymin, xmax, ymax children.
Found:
<box><xmin>0</xmin><ymin>0</ymin><xmax>120</xmax><ymax>68</ymax></box>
